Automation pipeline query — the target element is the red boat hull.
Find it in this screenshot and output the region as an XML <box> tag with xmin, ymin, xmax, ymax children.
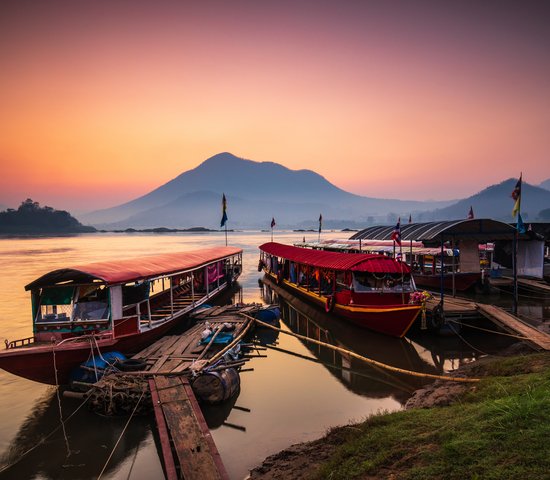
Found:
<box><xmin>0</xmin><ymin>314</ymin><xmax>185</xmax><ymax>385</ymax></box>
<box><xmin>413</xmin><ymin>272</ymin><xmax>481</xmax><ymax>292</ymax></box>
<box><xmin>265</xmin><ymin>273</ymin><xmax>420</xmax><ymax>338</ymax></box>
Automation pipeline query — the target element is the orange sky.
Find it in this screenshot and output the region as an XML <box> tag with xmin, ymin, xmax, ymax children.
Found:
<box><xmin>1</xmin><ymin>0</ymin><xmax>549</xmax><ymax>211</ymax></box>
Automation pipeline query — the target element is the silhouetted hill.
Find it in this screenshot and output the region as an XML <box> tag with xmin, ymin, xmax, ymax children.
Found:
<box><xmin>0</xmin><ymin>199</ymin><xmax>96</xmax><ymax>234</ymax></box>
<box><xmin>81</xmin><ymin>152</ymin><xmax>452</xmax><ymax>228</ymax></box>
<box><xmin>418</xmin><ymin>179</ymin><xmax>550</xmax><ymax>222</ymax></box>
<box><xmin>540</xmin><ymin>178</ymin><xmax>550</xmax><ymax>191</ymax></box>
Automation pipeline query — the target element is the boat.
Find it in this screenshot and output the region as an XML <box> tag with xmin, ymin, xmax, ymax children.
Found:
<box><xmin>296</xmin><ymin>238</ymin><xmax>482</xmax><ymax>292</ymax></box>
<box><xmin>258</xmin><ymin>242</ymin><xmax>422</xmax><ymax>337</ymax></box>
<box><xmin>0</xmin><ymin>247</ymin><xmax>243</xmax><ymax>385</ymax></box>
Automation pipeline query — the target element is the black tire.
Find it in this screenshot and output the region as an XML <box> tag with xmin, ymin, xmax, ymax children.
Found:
<box><xmin>116</xmin><ymin>359</ymin><xmax>147</xmax><ymax>372</ymax></box>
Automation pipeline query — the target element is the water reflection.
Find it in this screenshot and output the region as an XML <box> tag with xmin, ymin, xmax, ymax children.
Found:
<box><xmin>260</xmin><ymin>276</ymin><xmax>435</xmax><ymax>405</ymax></box>
<box><xmin>0</xmin><ymin>390</ymin><xmax>160</xmax><ymax>480</ymax></box>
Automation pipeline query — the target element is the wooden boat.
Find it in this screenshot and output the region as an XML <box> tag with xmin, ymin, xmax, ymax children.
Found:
<box><xmin>258</xmin><ymin>242</ymin><xmax>422</xmax><ymax>338</ymax></box>
<box><xmin>0</xmin><ymin>247</ymin><xmax>243</xmax><ymax>385</ymax></box>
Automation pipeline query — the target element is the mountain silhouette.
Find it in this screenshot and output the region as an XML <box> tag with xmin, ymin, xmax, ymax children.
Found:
<box><xmin>540</xmin><ymin>178</ymin><xmax>550</xmax><ymax>191</ymax></box>
<box><xmin>81</xmin><ymin>152</ymin><xmax>452</xmax><ymax>228</ymax></box>
<box><xmin>417</xmin><ymin>179</ymin><xmax>550</xmax><ymax>222</ymax></box>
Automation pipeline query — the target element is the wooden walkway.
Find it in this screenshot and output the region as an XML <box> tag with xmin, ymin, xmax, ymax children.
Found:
<box><xmin>150</xmin><ymin>376</ymin><xmax>228</xmax><ymax>480</ymax></box>
<box><xmin>475</xmin><ymin>303</ymin><xmax>550</xmax><ymax>351</ymax></box>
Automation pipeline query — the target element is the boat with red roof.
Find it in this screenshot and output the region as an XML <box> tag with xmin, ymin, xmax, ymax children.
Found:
<box><xmin>0</xmin><ymin>247</ymin><xmax>242</xmax><ymax>384</ymax></box>
<box><xmin>258</xmin><ymin>242</ymin><xmax>422</xmax><ymax>338</ymax></box>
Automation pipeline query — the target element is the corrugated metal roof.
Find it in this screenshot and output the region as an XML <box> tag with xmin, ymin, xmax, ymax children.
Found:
<box><xmin>259</xmin><ymin>242</ymin><xmax>410</xmax><ymax>273</ymax></box>
<box><xmin>350</xmin><ymin>219</ymin><xmax>517</xmax><ymax>245</ymax></box>
<box><xmin>25</xmin><ymin>247</ymin><xmax>243</xmax><ymax>290</ymax></box>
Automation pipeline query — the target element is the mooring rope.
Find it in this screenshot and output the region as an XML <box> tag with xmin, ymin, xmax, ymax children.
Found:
<box><xmin>97</xmin><ymin>388</ymin><xmax>145</xmax><ymax>480</ymax></box>
<box><xmin>52</xmin><ymin>343</ymin><xmax>72</xmax><ymax>459</ymax></box>
<box><xmin>248</xmin><ymin>315</ymin><xmax>480</xmax><ymax>383</ymax></box>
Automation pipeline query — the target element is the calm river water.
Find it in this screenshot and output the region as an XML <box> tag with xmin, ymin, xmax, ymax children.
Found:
<box><xmin>0</xmin><ymin>231</ymin><xmax>545</xmax><ymax>479</ymax></box>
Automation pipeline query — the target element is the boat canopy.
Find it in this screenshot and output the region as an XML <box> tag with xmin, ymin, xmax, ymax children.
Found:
<box><xmin>25</xmin><ymin>247</ymin><xmax>243</xmax><ymax>290</ymax></box>
<box><xmin>350</xmin><ymin>219</ymin><xmax>517</xmax><ymax>246</ymax></box>
<box><xmin>260</xmin><ymin>242</ymin><xmax>410</xmax><ymax>273</ymax></box>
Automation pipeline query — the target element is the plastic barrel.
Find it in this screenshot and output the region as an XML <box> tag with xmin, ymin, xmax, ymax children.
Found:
<box><xmin>192</xmin><ymin>367</ymin><xmax>240</xmax><ymax>404</ymax></box>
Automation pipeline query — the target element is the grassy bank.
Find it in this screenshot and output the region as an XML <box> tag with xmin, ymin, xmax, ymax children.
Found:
<box><xmin>312</xmin><ymin>352</ymin><xmax>550</xmax><ymax>480</ymax></box>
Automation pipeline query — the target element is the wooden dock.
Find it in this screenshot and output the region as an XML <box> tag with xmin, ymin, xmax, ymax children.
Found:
<box><xmin>475</xmin><ymin>303</ymin><xmax>550</xmax><ymax>351</ymax></box>
<box><xmin>150</xmin><ymin>376</ymin><xmax>228</xmax><ymax>480</ymax></box>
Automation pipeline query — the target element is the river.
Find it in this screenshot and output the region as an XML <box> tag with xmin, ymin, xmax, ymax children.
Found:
<box><xmin>0</xmin><ymin>231</ymin><xmax>544</xmax><ymax>479</ymax></box>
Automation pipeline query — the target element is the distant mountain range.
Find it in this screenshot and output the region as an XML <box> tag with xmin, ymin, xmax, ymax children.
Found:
<box><xmin>78</xmin><ymin>153</ymin><xmax>550</xmax><ymax>229</ymax></box>
<box><xmin>80</xmin><ymin>153</ymin><xmax>453</xmax><ymax>228</ymax></box>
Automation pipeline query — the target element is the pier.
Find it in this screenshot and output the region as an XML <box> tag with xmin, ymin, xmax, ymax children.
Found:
<box><xmin>150</xmin><ymin>376</ymin><xmax>228</xmax><ymax>480</ymax></box>
<box><xmin>475</xmin><ymin>304</ymin><xmax>550</xmax><ymax>351</ymax></box>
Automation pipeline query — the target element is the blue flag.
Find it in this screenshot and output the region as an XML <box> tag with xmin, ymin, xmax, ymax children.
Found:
<box><xmin>220</xmin><ymin>194</ymin><xmax>228</xmax><ymax>227</ymax></box>
<box><xmin>517</xmin><ymin>213</ymin><xmax>526</xmax><ymax>234</ymax></box>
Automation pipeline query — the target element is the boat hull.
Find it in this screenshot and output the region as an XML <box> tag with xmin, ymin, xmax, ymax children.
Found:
<box><xmin>264</xmin><ymin>272</ymin><xmax>420</xmax><ymax>338</ymax></box>
<box><xmin>413</xmin><ymin>272</ymin><xmax>480</xmax><ymax>292</ymax></box>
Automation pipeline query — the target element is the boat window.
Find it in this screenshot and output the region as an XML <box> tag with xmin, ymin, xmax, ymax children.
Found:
<box><xmin>122</xmin><ymin>281</ymin><xmax>150</xmax><ymax>306</ymax></box>
<box><xmin>352</xmin><ymin>272</ymin><xmax>375</xmax><ymax>291</ymax></box>
<box><xmin>72</xmin><ymin>286</ymin><xmax>109</xmax><ymax>321</ymax></box>
<box><xmin>37</xmin><ymin>286</ymin><xmax>75</xmax><ymax>322</ymax></box>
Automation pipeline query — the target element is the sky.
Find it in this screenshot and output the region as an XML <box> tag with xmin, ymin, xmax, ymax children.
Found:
<box><xmin>1</xmin><ymin>0</ymin><xmax>549</xmax><ymax>211</ymax></box>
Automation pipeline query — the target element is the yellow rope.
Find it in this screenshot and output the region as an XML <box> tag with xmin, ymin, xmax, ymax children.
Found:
<box><xmin>248</xmin><ymin>315</ymin><xmax>480</xmax><ymax>383</ymax></box>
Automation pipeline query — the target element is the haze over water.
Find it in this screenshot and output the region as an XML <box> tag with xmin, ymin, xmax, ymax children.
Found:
<box><xmin>0</xmin><ymin>231</ymin><xmax>539</xmax><ymax>479</ymax></box>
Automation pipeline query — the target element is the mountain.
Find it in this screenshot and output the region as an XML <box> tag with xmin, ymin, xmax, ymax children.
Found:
<box><xmin>420</xmin><ymin>179</ymin><xmax>550</xmax><ymax>222</ymax></box>
<box><xmin>0</xmin><ymin>199</ymin><xmax>96</xmax><ymax>234</ymax></box>
<box><xmin>539</xmin><ymin>178</ymin><xmax>550</xmax><ymax>191</ymax></box>
<box><xmin>81</xmin><ymin>152</ymin><xmax>452</xmax><ymax>228</ymax></box>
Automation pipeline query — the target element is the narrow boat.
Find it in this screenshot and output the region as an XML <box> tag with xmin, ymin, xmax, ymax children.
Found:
<box><xmin>0</xmin><ymin>247</ymin><xmax>242</xmax><ymax>385</ymax></box>
<box><xmin>258</xmin><ymin>242</ymin><xmax>422</xmax><ymax>337</ymax></box>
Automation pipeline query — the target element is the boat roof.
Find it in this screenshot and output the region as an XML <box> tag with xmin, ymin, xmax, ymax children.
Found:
<box><xmin>350</xmin><ymin>219</ymin><xmax>517</xmax><ymax>246</ymax></box>
<box><xmin>25</xmin><ymin>247</ymin><xmax>243</xmax><ymax>290</ymax></box>
<box><xmin>259</xmin><ymin>242</ymin><xmax>410</xmax><ymax>273</ymax></box>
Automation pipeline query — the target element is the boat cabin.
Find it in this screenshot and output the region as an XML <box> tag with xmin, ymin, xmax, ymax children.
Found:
<box><xmin>25</xmin><ymin>248</ymin><xmax>243</xmax><ymax>343</ymax></box>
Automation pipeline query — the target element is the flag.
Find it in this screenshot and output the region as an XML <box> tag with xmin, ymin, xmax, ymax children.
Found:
<box><xmin>220</xmin><ymin>193</ymin><xmax>228</xmax><ymax>227</ymax></box>
<box><xmin>467</xmin><ymin>206</ymin><xmax>474</xmax><ymax>219</ymax></box>
<box><xmin>318</xmin><ymin>214</ymin><xmax>322</xmax><ymax>233</ymax></box>
<box><xmin>511</xmin><ymin>174</ymin><xmax>522</xmax><ymax>217</ymax></box>
<box><xmin>408</xmin><ymin>214</ymin><xmax>412</xmax><ymax>224</ymax></box>
<box><xmin>391</xmin><ymin>217</ymin><xmax>401</xmax><ymax>245</ymax></box>
<box><xmin>271</xmin><ymin>217</ymin><xmax>276</xmax><ymax>228</ymax></box>
<box><xmin>517</xmin><ymin>213</ymin><xmax>526</xmax><ymax>234</ymax></box>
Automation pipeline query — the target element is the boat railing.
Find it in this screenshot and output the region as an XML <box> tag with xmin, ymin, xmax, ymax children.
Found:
<box><xmin>5</xmin><ymin>336</ymin><xmax>35</xmax><ymax>349</ymax></box>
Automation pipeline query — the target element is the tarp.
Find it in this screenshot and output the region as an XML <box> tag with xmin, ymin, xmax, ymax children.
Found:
<box><xmin>259</xmin><ymin>242</ymin><xmax>410</xmax><ymax>273</ymax></box>
<box><xmin>26</xmin><ymin>247</ymin><xmax>242</xmax><ymax>290</ymax></box>
<box><xmin>518</xmin><ymin>240</ymin><xmax>545</xmax><ymax>278</ymax></box>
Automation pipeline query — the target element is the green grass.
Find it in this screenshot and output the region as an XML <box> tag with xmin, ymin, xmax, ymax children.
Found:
<box><xmin>313</xmin><ymin>353</ymin><xmax>550</xmax><ymax>480</ymax></box>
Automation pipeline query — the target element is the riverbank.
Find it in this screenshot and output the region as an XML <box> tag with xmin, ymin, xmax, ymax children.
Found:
<box><xmin>249</xmin><ymin>347</ymin><xmax>550</xmax><ymax>479</ymax></box>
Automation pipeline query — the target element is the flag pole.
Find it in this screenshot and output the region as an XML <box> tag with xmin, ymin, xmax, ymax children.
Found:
<box><xmin>225</xmin><ymin>224</ymin><xmax>228</xmax><ymax>246</ymax></box>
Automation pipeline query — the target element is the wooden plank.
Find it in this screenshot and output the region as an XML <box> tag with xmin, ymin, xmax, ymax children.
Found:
<box><xmin>149</xmin><ymin>379</ymin><xmax>179</xmax><ymax>480</ymax></box>
<box><xmin>171</xmin><ymin>361</ymin><xmax>192</xmax><ymax>373</ymax></box>
<box><xmin>476</xmin><ymin>303</ymin><xmax>550</xmax><ymax>350</ymax></box>
<box><xmin>133</xmin><ymin>336</ymin><xmax>176</xmax><ymax>359</ymax></box>
<box><xmin>154</xmin><ymin>376</ymin><xmax>227</xmax><ymax>480</ymax></box>
<box><xmin>150</xmin><ymin>354</ymin><xmax>171</xmax><ymax>373</ymax></box>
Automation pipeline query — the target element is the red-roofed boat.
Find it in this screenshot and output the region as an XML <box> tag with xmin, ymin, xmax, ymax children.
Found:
<box><xmin>0</xmin><ymin>247</ymin><xmax>242</xmax><ymax>384</ymax></box>
<box><xmin>259</xmin><ymin>242</ymin><xmax>421</xmax><ymax>337</ymax></box>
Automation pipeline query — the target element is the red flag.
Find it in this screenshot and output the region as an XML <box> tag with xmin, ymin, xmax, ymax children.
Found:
<box><xmin>391</xmin><ymin>218</ymin><xmax>401</xmax><ymax>245</ymax></box>
<box><xmin>271</xmin><ymin>217</ymin><xmax>276</xmax><ymax>228</ymax></box>
<box><xmin>467</xmin><ymin>206</ymin><xmax>474</xmax><ymax>219</ymax></box>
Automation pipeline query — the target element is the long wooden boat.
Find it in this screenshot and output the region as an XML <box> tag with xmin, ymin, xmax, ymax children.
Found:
<box><xmin>258</xmin><ymin>242</ymin><xmax>422</xmax><ymax>338</ymax></box>
<box><xmin>0</xmin><ymin>247</ymin><xmax>243</xmax><ymax>385</ymax></box>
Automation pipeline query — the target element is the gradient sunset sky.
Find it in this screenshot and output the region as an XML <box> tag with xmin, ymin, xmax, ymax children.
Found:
<box><xmin>1</xmin><ymin>0</ymin><xmax>549</xmax><ymax>211</ymax></box>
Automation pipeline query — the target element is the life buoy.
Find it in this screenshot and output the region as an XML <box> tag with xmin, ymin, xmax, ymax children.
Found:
<box><xmin>325</xmin><ymin>295</ymin><xmax>335</xmax><ymax>313</ymax></box>
<box><xmin>116</xmin><ymin>358</ymin><xmax>147</xmax><ymax>372</ymax></box>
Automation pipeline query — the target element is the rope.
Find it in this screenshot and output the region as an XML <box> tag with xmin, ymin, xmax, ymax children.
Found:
<box><xmin>97</xmin><ymin>388</ymin><xmax>146</xmax><ymax>480</ymax></box>
<box><xmin>52</xmin><ymin>343</ymin><xmax>72</xmax><ymax>459</ymax></box>
<box><xmin>0</xmin><ymin>394</ymin><xmax>90</xmax><ymax>474</ymax></box>
<box><xmin>248</xmin><ymin>315</ymin><xmax>479</xmax><ymax>383</ymax></box>
<box><xmin>445</xmin><ymin>318</ymin><xmax>537</xmax><ymax>343</ymax></box>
